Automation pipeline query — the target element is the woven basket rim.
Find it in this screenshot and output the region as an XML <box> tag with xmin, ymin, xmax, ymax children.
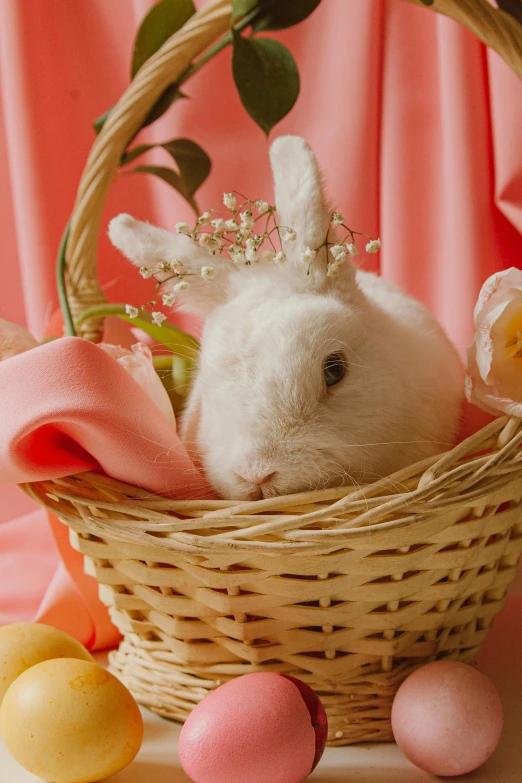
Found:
<box><xmin>24</xmin><ymin>414</ymin><xmax>522</xmax><ymax>555</ymax></box>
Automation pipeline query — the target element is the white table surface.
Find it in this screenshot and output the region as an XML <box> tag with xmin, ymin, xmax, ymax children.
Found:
<box><xmin>1</xmin><ymin>595</ymin><xmax>521</xmax><ymax>783</ymax></box>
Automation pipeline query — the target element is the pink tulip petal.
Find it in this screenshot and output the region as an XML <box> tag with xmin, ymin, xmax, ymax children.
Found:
<box><xmin>99</xmin><ymin>342</ymin><xmax>175</xmax><ymax>427</ymax></box>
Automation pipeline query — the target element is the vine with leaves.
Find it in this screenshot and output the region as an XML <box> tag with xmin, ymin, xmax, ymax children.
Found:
<box><xmin>58</xmin><ymin>0</ymin><xmax>522</xmax><ymax>411</ymax></box>
<box><xmin>57</xmin><ymin>0</ymin><xmax>323</xmax><ymax>411</ymax></box>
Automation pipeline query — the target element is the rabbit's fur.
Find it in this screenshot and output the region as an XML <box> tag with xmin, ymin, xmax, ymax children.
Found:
<box><xmin>109</xmin><ymin>136</ymin><xmax>463</xmax><ymax>500</ymax></box>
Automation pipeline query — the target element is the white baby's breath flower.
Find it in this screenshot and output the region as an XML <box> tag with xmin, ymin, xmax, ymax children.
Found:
<box><xmin>331</xmin><ymin>212</ymin><xmax>345</xmax><ymax>225</ymax></box>
<box><xmin>301</xmin><ymin>247</ymin><xmax>317</xmax><ymax>264</ymax></box>
<box><xmin>139</xmin><ymin>266</ymin><xmax>153</xmax><ymax>279</ymax></box>
<box><xmin>255</xmin><ymin>200</ymin><xmax>269</xmax><ymax>215</ymax></box>
<box><xmin>211</xmin><ymin>218</ymin><xmax>226</xmax><ymax>232</ymax></box>
<box><xmin>283</xmin><ymin>229</ymin><xmax>297</xmax><ymax>242</ymax></box>
<box><xmin>201</xmin><ymin>266</ymin><xmax>215</xmax><ymax>279</ymax></box>
<box><xmin>240</xmin><ymin>209</ymin><xmax>253</xmax><ymax>224</ymax></box>
<box><xmin>174</xmin><ymin>280</ymin><xmax>189</xmax><ymax>292</ymax></box>
<box><xmin>225</xmin><ymin>219</ymin><xmax>239</xmax><ymax>230</ymax></box>
<box><xmin>245</xmin><ymin>238</ymin><xmax>257</xmax><ymax>251</ymax></box>
<box><xmin>366</xmin><ymin>238</ymin><xmax>381</xmax><ymax>254</ymax></box>
<box><xmin>152</xmin><ymin>311</ymin><xmax>167</xmax><ymax>326</ymax></box>
<box><xmin>156</xmin><ymin>261</ymin><xmax>172</xmax><ymax>273</ymax></box>
<box><xmin>231</xmin><ymin>249</ymin><xmax>246</xmax><ymax>265</ymax></box>
<box><xmin>245</xmin><ymin>248</ymin><xmax>258</xmax><ymax>263</ymax></box>
<box><xmin>330</xmin><ymin>244</ymin><xmax>346</xmax><ymax>262</ymax></box>
<box><xmin>125</xmin><ymin>305</ymin><xmax>139</xmax><ymax>319</ymax></box>
<box><xmin>198</xmin><ymin>212</ymin><xmax>211</xmax><ymax>225</ymax></box>
<box><xmin>262</xmin><ymin>249</ymin><xmax>276</xmax><ymax>262</ymax></box>
<box><xmin>175</xmin><ymin>222</ymin><xmax>191</xmax><ymax>235</ymax></box>
<box><xmin>326</xmin><ymin>263</ymin><xmax>340</xmax><ymax>278</ymax></box>
<box><xmin>198</xmin><ymin>233</ymin><xmax>214</xmax><ymax>249</ymax></box>
<box><xmin>223</xmin><ymin>192</ymin><xmax>236</xmax><ymax>210</ymax></box>
<box><xmin>239</xmin><ymin>225</ymin><xmax>252</xmax><ymax>239</ymax></box>
<box><xmin>171</xmin><ymin>260</ymin><xmax>183</xmax><ymax>275</ymax></box>
<box><xmin>162</xmin><ymin>292</ymin><xmax>176</xmax><ymax>307</ymax></box>
<box><xmin>346</xmin><ymin>243</ymin><xmax>359</xmax><ymax>257</ymax></box>
<box><xmin>274</xmin><ymin>251</ymin><xmax>286</xmax><ymax>264</ymax></box>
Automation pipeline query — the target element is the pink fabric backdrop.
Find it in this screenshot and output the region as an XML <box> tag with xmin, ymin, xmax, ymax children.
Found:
<box><xmin>0</xmin><ymin>0</ymin><xmax>521</xmax><ymax>642</ymax></box>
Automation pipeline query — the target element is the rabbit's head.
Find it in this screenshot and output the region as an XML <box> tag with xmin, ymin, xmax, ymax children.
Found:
<box><xmin>109</xmin><ymin>137</ymin><xmax>450</xmax><ymax>500</ymax></box>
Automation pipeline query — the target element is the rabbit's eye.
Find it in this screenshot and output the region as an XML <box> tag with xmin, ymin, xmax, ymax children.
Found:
<box><xmin>323</xmin><ymin>353</ymin><xmax>346</xmax><ymax>387</ymax></box>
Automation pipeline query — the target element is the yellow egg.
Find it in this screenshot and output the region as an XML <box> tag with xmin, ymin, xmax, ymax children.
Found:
<box><xmin>0</xmin><ymin>623</ymin><xmax>93</xmax><ymax>704</ymax></box>
<box><xmin>0</xmin><ymin>658</ymin><xmax>143</xmax><ymax>783</ymax></box>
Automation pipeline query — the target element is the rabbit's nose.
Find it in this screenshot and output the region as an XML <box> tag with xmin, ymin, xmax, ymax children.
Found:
<box><xmin>235</xmin><ymin>470</ymin><xmax>277</xmax><ymax>487</ymax></box>
<box><xmin>234</xmin><ymin>470</ymin><xmax>278</xmax><ymax>501</ymax></box>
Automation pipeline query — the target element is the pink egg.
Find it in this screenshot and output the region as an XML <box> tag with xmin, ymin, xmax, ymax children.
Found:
<box><xmin>178</xmin><ymin>672</ymin><xmax>328</xmax><ymax>783</ymax></box>
<box><xmin>391</xmin><ymin>660</ymin><xmax>503</xmax><ymax>776</ymax></box>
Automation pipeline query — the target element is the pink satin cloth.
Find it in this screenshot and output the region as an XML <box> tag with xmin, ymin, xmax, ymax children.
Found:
<box><xmin>0</xmin><ymin>0</ymin><xmax>521</xmax><ymax>645</ymax></box>
<box><xmin>0</xmin><ymin>337</ymin><xmax>211</xmax><ymax>647</ymax></box>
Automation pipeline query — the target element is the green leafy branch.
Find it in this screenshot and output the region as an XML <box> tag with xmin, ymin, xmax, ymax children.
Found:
<box><xmin>59</xmin><ymin>0</ymin><xmax>322</xmax><ymax>340</ymax></box>
<box><xmin>57</xmin><ymin>0</ymin><xmax>322</xmax><ymax>412</ymax></box>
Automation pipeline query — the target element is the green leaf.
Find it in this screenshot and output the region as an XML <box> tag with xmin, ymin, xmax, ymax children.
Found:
<box><xmin>75</xmin><ymin>304</ymin><xmax>199</xmax><ymax>359</ymax></box>
<box><xmin>93</xmin><ymin>107</ymin><xmax>112</xmax><ymax>135</ymax></box>
<box><xmin>129</xmin><ymin>164</ymin><xmax>197</xmax><ymax>210</ymax></box>
<box><xmin>141</xmin><ymin>84</ymin><xmax>185</xmax><ymax>128</ymax></box>
<box><xmin>93</xmin><ymin>85</ymin><xmax>184</xmax><ymax>138</ymax></box>
<box><xmin>121</xmin><ymin>144</ymin><xmax>155</xmax><ymax>166</ymax></box>
<box><xmin>132</xmin><ymin>0</ymin><xmax>195</xmax><ymax>78</ymax></box>
<box><xmin>161</xmin><ymin>138</ymin><xmax>211</xmax><ymax>197</ymax></box>
<box><xmin>232</xmin><ymin>32</ymin><xmax>300</xmax><ymax>135</ymax></box>
<box><xmin>232</xmin><ymin>0</ymin><xmax>321</xmax><ymax>30</ymax></box>
<box><xmin>122</xmin><ymin>140</ymin><xmax>210</xmax><ymax>208</ymax></box>
<box><xmin>232</xmin><ymin>0</ymin><xmax>256</xmax><ymax>21</ymax></box>
<box><xmin>92</xmin><ymin>0</ymin><xmax>193</xmax><ymax>137</ymax></box>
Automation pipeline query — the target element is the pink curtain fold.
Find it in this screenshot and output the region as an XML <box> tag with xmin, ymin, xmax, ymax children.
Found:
<box><xmin>0</xmin><ymin>0</ymin><xmax>521</xmax><ymax>646</ymax></box>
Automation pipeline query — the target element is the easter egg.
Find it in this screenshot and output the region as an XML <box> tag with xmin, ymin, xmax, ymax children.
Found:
<box><xmin>0</xmin><ymin>658</ymin><xmax>143</xmax><ymax>783</ymax></box>
<box><xmin>391</xmin><ymin>660</ymin><xmax>503</xmax><ymax>776</ymax></box>
<box><xmin>0</xmin><ymin>622</ymin><xmax>93</xmax><ymax>704</ymax></box>
<box><xmin>178</xmin><ymin>672</ymin><xmax>328</xmax><ymax>783</ymax></box>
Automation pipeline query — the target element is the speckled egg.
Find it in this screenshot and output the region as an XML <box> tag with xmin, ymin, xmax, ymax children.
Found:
<box><xmin>178</xmin><ymin>672</ymin><xmax>328</xmax><ymax>783</ymax></box>
<box><xmin>0</xmin><ymin>622</ymin><xmax>93</xmax><ymax>704</ymax></box>
<box><xmin>0</xmin><ymin>658</ymin><xmax>143</xmax><ymax>783</ymax></box>
<box><xmin>391</xmin><ymin>660</ymin><xmax>503</xmax><ymax>776</ymax></box>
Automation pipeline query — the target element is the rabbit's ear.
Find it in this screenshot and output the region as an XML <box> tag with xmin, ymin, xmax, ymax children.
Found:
<box><xmin>269</xmin><ymin>136</ymin><xmax>331</xmax><ymax>261</ymax></box>
<box><xmin>108</xmin><ymin>214</ymin><xmax>230</xmax><ymax>318</ymax></box>
<box><xmin>269</xmin><ymin>136</ymin><xmax>359</xmax><ymax>296</ymax></box>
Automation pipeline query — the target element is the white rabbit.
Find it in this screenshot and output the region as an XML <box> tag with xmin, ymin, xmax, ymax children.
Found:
<box><xmin>109</xmin><ymin>136</ymin><xmax>463</xmax><ymax>501</ymax></box>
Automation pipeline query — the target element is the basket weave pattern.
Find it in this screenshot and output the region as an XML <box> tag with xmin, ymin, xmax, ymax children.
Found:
<box><xmin>25</xmin><ymin>0</ymin><xmax>522</xmax><ymax>746</ymax></box>
<box><xmin>26</xmin><ymin>416</ymin><xmax>522</xmax><ymax>743</ymax></box>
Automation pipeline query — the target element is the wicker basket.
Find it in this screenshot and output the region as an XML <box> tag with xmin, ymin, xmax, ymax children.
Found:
<box><xmin>25</xmin><ymin>0</ymin><xmax>522</xmax><ymax>745</ymax></box>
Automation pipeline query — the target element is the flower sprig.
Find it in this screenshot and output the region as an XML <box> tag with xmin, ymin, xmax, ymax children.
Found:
<box><xmin>125</xmin><ymin>195</ymin><xmax>381</xmax><ymax>323</ymax></box>
<box><xmin>318</xmin><ymin>211</ymin><xmax>381</xmax><ymax>278</ymax></box>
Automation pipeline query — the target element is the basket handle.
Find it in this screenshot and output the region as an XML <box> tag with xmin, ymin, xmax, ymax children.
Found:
<box><xmin>64</xmin><ymin>0</ymin><xmax>233</xmax><ymax>340</ymax></box>
<box><xmin>62</xmin><ymin>0</ymin><xmax>522</xmax><ymax>340</ymax></box>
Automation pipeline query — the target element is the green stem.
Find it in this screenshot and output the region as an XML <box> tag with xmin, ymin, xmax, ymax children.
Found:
<box><xmin>56</xmin><ymin>222</ymin><xmax>76</xmax><ymax>337</ymax></box>
<box><xmin>152</xmin><ymin>354</ymin><xmax>176</xmax><ymax>370</ymax></box>
<box><xmin>58</xmin><ymin>8</ymin><xmax>259</xmax><ymax>337</ymax></box>
<box><xmin>76</xmin><ymin>303</ymin><xmax>200</xmax><ymax>359</ymax></box>
<box><xmin>177</xmin><ymin>8</ymin><xmax>259</xmax><ymax>86</ymax></box>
